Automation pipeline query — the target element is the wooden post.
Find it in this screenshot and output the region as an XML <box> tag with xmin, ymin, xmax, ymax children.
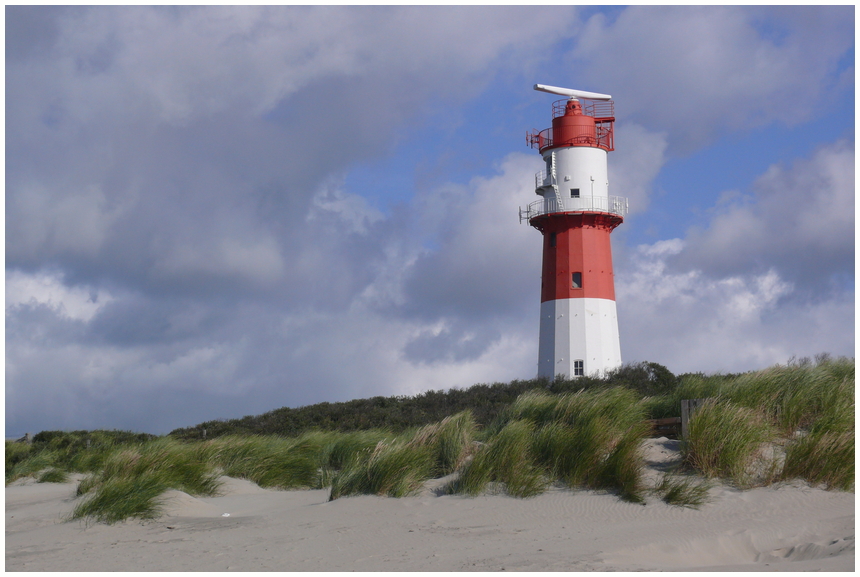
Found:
<box><xmin>681</xmin><ymin>398</ymin><xmax>709</xmax><ymax>439</ymax></box>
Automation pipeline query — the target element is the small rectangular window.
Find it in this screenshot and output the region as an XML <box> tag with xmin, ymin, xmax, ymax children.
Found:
<box><xmin>549</xmin><ymin>232</ymin><xmax>557</xmax><ymax>247</ymax></box>
<box><xmin>572</xmin><ymin>272</ymin><xmax>582</xmax><ymax>289</ymax></box>
<box><xmin>574</xmin><ymin>360</ymin><xmax>584</xmax><ymax>376</ymax></box>
<box><xmin>570</xmin><ymin>188</ymin><xmax>580</xmax><ymax>198</ymax></box>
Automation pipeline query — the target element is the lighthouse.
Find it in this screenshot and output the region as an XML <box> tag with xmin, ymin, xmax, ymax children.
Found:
<box><xmin>519</xmin><ymin>84</ymin><xmax>627</xmax><ymax>380</ymax></box>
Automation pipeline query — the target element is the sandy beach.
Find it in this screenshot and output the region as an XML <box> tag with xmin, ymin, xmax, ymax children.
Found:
<box><xmin>6</xmin><ymin>439</ymin><xmax>854</xmax><ymax>572</ymax></box>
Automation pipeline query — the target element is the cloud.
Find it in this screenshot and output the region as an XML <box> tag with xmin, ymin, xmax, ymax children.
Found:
<box><xmin>615</xmin><ymin>239</ymin><xmax>854</xmax><ymax>374</ymax></box>
<box><xmin>397</xmin><ymin>153</ymin><xmax>541</xmax><ymax>323</ymax></box>
<box><xmin>670</xmin><ymin>140</ymin><xmax>854</xmax><ymax>291</ymax></box>
<box><xmin>608</xmin><ymin>123</ymin><xmax>668</xmax><ymax>214</ymax></box>
<box><xmin>572</xmin><ymin>6</ymin><xmax>854</xmax><ymax>151</ymax></box>
<box><xmin>6</xmin><ymin>5</ymin><xmax>578</xmax><ymax>295</ymax></box>
<box><xmin>5</xmin><ymin>6</ymin><xmax>852</xmax><ymax>437</ymax></box>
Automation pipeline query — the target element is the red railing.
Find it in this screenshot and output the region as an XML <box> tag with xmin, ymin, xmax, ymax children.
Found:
<box><xmin>528</xmin><ymin>99</ymin><xmax>615</xmax><ymax>152</ymax></box>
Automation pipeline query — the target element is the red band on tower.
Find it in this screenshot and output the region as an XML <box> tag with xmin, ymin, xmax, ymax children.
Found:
<box><xmin>531</xmin><ymin>212</ymin><xmax>622</xmax><ymax>302</ymax></box>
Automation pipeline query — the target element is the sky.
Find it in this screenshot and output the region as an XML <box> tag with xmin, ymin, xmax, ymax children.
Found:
<box><xmin>5</xmin><ymin>5</ymin><xmax>855</xmax><ymax>436</ymax></box>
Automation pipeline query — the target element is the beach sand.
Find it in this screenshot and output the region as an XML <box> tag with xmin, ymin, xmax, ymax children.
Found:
<box><xmin>6</xmin><ymin>439</ymin><xmax>854</xmax><ymax>571</ymax></box>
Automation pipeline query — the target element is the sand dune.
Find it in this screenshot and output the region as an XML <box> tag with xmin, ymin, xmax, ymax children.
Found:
<box><xmin>6</xmin><ymin>439</ymin><xmax>854</xmax><ymax>572</ymax></box>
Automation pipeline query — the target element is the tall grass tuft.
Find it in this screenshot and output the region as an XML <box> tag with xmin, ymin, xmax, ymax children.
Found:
<box><xmin>37</xmin><ymin>468</ymin><xmax>70</xmax><ymax>484</ymax></box>
<box><xmin>72</xmin><ymin>474</ymin><xmax>170</xmax><ymax>524</ymax></box>
<box><xmin>202</xmin><ymin>435</ymin><xmax>319</xmax><ymax>490</ymax></box>
<box><xmin>310</xmin><ymin>430</ymin><xmax>391</xmax><ymax>488</ymax></box>
<box><xmin>724</xmin><ymin>360</ymin><xmax>854</xmax><ymax>434</ymax></box>
<box><xmin>328</xmin><ymin>438</ymin><xmax>435</xmax><ymax>500</ymax></box>
<box><xmin>781</xmin><ymin>430</ymin><xmax>854</xmax><ymax>491</ymax></box>
<box><xmin>6</xmin><ymin>445</ymin><xmax>58</xmax><ymax>485</ymax></box>
<box><xmin>409</xmin><ymin>411</ymin><xmax>478</xmax><ymax>476</ymax></box>
<box><xmin>449</xmin><ymin>419</ymin><xmax>547</xmax><ymax>498</ymax></box>
<box><xmin>512</xmin><ymin>388</ymin><xmax>648</xmax><ymax>501</ymax></box>
<box><xmin>653</xmin><ymin>473</ymin><xmax>711</xmax><ymax>509</ymax></box>
<box><xmin>71</xmin><ymin>438</ymin><xmax>222</xmax><ymax>524</ymax></box>
<box><xmin>682</xmin><ymin>399</ymin><xmax>776</xmax><ymax>487</ymax></box>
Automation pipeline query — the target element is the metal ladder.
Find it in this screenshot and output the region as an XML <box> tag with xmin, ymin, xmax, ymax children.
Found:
<box><xmin>550</xmin><ymin>151</ymin><xmax>564</xmax><ymax>211</ymax></box>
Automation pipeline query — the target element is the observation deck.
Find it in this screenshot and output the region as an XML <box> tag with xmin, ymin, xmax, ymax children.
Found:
<box><xmin>519</xmin><ymin>195</ymin><xmax>628</xmax><ymax>224</ymax></box>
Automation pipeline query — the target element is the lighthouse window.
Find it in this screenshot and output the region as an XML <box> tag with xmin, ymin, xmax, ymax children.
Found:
<box><xmin>574</xmin><ymin>360</ymin><xmax>584</xmax><ymax>376</ymax></box>
<box><xmin>572</xmin><ymin>272</ymin><xmax>582</xmax><ymax>289</ymax></box>
<box><xmin>570</xmin><ymin>188</ymin><xmax>580</xmax><ymax>198</ymax></box>
<box><xmin>549</xmin><ymin>232</ymin><xmax>557</xmax><ymax>247</ymax></box>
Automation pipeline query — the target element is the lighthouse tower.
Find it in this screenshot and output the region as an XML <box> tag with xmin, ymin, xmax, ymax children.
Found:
<box><xmin>520</xmin><ymin>84</ymin><xmax>627</xmax><ymax>380</ymax></box>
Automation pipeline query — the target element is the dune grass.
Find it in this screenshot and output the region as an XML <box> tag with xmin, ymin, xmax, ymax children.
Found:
<box><xmin>653</xmin><ymin>473</ymin><xmax>711</xmax><ymax>508</ymax></box>
<box><xmin>679</xmin><ymin>358</ymin><xmax>854</xmax><ymax>490</ymax></box>
<box><xmin>328</xmin><ymin>438</ymin><xmax>436</xmax><ymax>500</ymax></box>
<box><xmin>71</xmin><ymin>438</ymin><xmax>222</xmax><ymax>524</ymax></box>
<box><xmin>448</xmin><ymin>419</ymin><xmax>546</xmax><ymax>498</ymax></box>
<box><xmin>327</xmin><ymin>411</ymin><xmax>478</xmax><ymax>500</ymax></box>
<box><xmin>780</xmin><ymin>427</ymin><xmax>854</xmax><ymax>491</ymax></box>
<box><xmin>7</xmin><ymin>357</ymin><xmax>853</xmax><ymax>524</ymax></box>
<box><xmin>681</xmin><ymin>399</ymin><xmax>776</xmax><ymax>487</ymax></box>
<box><xmin>449</xmin><ymin>388</ymin><xmax>649</xmax><ymax>501</ymax></box>
<box><xmin>200</xmin><ymin>435</ymin><xmax>319</xmax><ymax>490</ymax></box>
<box><xmin>6</xmin><ymin>445</ymin><xmax>59</xmax><ymax>485</ymax></box>
<box><xmin>37</xmin><ymin>468</ymin><xmax>70</xmax><ymax>484</ymax></box>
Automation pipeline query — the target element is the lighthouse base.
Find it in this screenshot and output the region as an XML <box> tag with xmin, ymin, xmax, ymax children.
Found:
<box><xmin>537</xmin><ymin>298</ymin><xmax>622</xmax><ymax>380</ymax></box>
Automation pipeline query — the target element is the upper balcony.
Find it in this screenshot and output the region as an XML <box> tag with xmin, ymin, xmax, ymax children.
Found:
<box><xmin>519</xmin><ymin>195</ymin><xmax>628</xmax><ymax>223</ymax></box>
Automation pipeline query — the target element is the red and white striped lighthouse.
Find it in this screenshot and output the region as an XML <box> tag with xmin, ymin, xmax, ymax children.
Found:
<box><xmin>520</xmin><ymin>84</ymin><xmax>627</xmax><ymax>380</ymax></box>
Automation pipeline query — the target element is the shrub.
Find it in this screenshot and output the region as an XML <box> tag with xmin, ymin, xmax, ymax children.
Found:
<box><xmin>606</xmin><ymin>361</ymin><xmax>678</xmax><ymax>397</ymax></box>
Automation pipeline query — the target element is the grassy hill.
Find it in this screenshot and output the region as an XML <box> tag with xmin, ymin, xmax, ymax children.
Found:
<box><xmin>167</xmin><ymin>361</ymin><xmax>685</xmax><ymax>440</ymax></box>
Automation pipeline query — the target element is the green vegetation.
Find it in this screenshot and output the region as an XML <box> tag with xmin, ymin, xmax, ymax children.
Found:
<box><xmin>168</xmin><ymin>361</ymin><xmax>684</xmax><ymax>440</ymax></box>
<box><xmin>5</xmin><ymin>356</ymin><xmax>852</xmax><ymax>525</ymax></box>
<box><xmin>71</xmin><ymin>438</ymin><xmax>222</xmax><ymax>524</ymax></box>
<box><xmin>456</xmin><ymin>388</ymin><xmax>651</xmax><ymax>502</ymax></box>
<box><xmin>653</xmin><ymin>473</ymin><xmax>712</xmax><ymax>508</ymax></box>
<box><xmin>682</xmin><ymin>400</ymin><xmax>777</xmax><ymax>487</ymax></box>
<box><xmin>449</xmin><ymin>419</ymin><xmax>547</xmax><ymax>498</ymax></box>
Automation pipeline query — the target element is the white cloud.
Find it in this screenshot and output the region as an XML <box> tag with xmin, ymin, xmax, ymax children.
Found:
<box><xmin>573</xmin><ymin>6</ymin><xmax>853</xmax><ymax>150</ymax></box>
<box><xmin>306</xmin><ymin>177</ymin><xmax>384</xmax><ymax>235</ymax></box>
<box><xmin>616</xmin><ymin>239</ymin><xmax>852</xmax><ymax>374</ymax></box>
<box><xmin>6</xmin><ymin>269</ymin><xmax>115</xmax><ymax>322</ymax></box>
<box><xmin>674</xmin><ymin>140</ymin><xmax>854</xmax><ymax>284</ymax></box>
<box><xmin>608</xmin><ymin>123</ymin><xmax>668</xmax><ymax>213</ymax></box>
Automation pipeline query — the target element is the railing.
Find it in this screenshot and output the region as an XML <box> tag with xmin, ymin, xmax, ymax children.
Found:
<box><xmin>535</xmin><ymin>169</ymin><xmax>551</xmax><ymax>189</ymax></box>
<box><xmin>552</xmin><ymin>99</ymin><xmax>614</xmax><ymax>120</ymax></box>
<box><xmin>528</xmin><ymin>99</ymin><xmax>615</xmax><ymax>152</ymax></box>
<box><xmin>527</xmin><ymin>126</ymin><xmax>613</xmax><ymax>152</ymax></box>
<box><xmin>519</xmin><ymin>195</ymin><xmax>628</xmax><ymax>223</ymax></box>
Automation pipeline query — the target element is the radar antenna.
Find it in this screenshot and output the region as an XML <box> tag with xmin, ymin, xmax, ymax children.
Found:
<box><xmin>534</xmin><ymin>84</ymin><xmax>611</xmax><ymax>101</ymax></box>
